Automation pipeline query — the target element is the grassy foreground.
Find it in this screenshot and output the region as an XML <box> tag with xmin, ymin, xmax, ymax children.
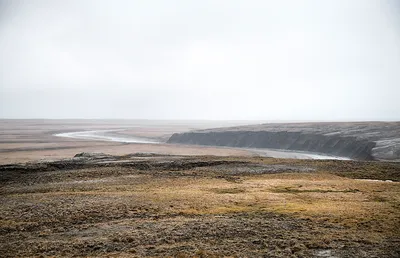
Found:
<box><xmin>0</xmin><ymin>154</ymin><xmax>399</xmax><ymax>257</ymax></box>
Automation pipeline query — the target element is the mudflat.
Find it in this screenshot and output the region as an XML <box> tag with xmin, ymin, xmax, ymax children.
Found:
<box><xmin>0</xmin><ymin>119</ymin><xmax>252</xmax><ymax>164</ymax></box>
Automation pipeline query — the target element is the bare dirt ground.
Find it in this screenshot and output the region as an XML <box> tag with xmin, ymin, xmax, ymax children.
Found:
<box><xmin>0</xmin><ymin>119</ymin><xmax>252</xmax><ymax>164</ymax></box>
<box><xmin>0</xmin><ymin>154</ymin><xmax>399</xmax><ymax>257</ymax></box>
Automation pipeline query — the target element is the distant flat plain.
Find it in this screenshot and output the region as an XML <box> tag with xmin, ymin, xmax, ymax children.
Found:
<box><xmin>0</xmin><ymin>119</ymin><xmax>253</xmax><ymax>164</ymax></box>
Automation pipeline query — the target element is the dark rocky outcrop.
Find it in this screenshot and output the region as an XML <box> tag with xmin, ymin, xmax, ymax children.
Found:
<box><xmin>167</xmin><ymin>122</ymin><xmax>400</xmax><ymax>161</ymax></box>
<box><xmin>168</xmin><ymin>131</ymin><xmax>376</xmax><ymax>160</ymax></box>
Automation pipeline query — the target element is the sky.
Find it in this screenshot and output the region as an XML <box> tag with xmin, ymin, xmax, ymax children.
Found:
<box><xmin>0</xmin><ymin>0</ymin><xmax>399</xmax><ymax>120</ymax></box>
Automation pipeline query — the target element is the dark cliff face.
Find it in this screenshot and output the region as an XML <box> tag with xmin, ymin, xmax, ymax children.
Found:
<box><xmin>167</xmin><ymin>131</ymin><xmax>377</xmax><ymax>160</ymax></box>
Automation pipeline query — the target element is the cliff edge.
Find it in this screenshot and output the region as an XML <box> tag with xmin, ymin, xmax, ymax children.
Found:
<box><xmin>167</xmin><ymin>122</ymin><xmax>400</xmax><ymax>161</ymax></box>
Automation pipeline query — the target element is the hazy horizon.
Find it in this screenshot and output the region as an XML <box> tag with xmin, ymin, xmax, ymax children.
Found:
<box><xmin>1</xmin><ymin>118</ymin><xmax>399</xmax><ymax>123</ymax></box>
<box><xmin>1</xmin><ymin>0</ymin><xmax>399</xmax><ymax>121</ymax></box>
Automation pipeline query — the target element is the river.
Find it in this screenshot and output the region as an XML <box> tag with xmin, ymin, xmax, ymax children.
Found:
<box><xmin>54</xmin><ymin>130</ymin><xmax>350</xmax><ymax>160</ymax></box>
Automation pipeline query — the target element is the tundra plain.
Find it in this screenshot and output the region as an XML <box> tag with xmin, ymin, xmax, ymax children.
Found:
<box><xmin>0</xmin><ymin>120</ymin><xmax>399</xmax><ymax>257</ymax></box>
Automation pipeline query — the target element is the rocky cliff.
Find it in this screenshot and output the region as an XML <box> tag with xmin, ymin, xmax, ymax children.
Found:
<box><xmin>167</xmin><ymin>122</ymin><xmax>400</xmax><ymax>161</ymax></box>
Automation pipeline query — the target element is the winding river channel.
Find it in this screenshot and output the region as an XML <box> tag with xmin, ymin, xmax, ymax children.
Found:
<box><xmin>54</xmin><ymin>130</ymin><xmax>159</xmax><ymax>144</ymax></box>
<box><xmin>54</xmin><ymin>130</ymin><xmax>350</xmax><ymax>160</ymax></box>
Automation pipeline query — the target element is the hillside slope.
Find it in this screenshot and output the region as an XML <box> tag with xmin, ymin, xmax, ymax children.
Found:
<box><xmin>168</xmin><ymin>122</ymin><xmax>400</xmax><ymax>161</ymax></box>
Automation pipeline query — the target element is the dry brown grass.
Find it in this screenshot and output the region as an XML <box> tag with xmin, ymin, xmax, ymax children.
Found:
<box><xmin>1</xmin><ymin>151</ymin><xmax>399</xmax><ymax>256</ymax></box>
<box><xmin>121</xmin><ymin>172</ymin><xmax>399</xmax><ymax>236</ymax></box>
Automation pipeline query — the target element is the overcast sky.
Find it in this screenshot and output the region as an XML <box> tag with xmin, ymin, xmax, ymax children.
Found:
<box><xmin>0</xmin><ymin>0</ymin><xmax>399</xmax><ymax>120</ymax></box>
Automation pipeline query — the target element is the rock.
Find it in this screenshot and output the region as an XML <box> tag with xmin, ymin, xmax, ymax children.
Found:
<box><xmin>74</xmin><ymin>152</ymin><xmax>112</xmax><ymax>159</ymax></box>
<box><xmin>167</xmin><ymin>122</ymin><xmax>400</xmax><ymax>161</ymax></box>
